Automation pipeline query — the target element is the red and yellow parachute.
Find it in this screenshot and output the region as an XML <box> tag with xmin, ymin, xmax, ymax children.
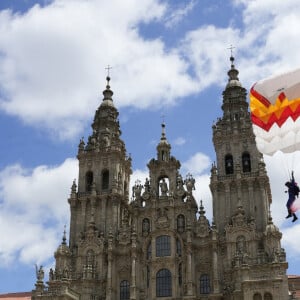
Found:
<box><xmin>250</xmin><ymin>68</ymin><xmax>300</xmax><ymax>155</ymax></box>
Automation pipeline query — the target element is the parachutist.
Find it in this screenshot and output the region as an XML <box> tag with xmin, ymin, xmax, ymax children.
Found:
<box><xmin>285</xmin><ymin>171</ymin><xmax>298</xmax><ymax>223</ymax></box>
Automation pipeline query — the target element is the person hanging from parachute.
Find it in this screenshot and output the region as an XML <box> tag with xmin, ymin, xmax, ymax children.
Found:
<box><xmin>285</xmin><ymin>171</ymin><xmax>299</xmax><ymax>222</ymax></box>
<box><xmin>249</xmin><ymin>67</ymin><xmax>300</xmax><ymax>222</ymax></box>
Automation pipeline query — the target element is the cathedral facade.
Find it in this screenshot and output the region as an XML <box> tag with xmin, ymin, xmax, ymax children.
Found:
<box><xmin>31</xmin><ymin>57</ymin><xmax>289</xmax><ymax>300</ymax></box>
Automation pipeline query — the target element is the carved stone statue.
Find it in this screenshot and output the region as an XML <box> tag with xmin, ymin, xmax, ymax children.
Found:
<box><xmin>160</xmin><ymin>178</ymin><xmax>168</xmax><ymax>196</ymax></box>
<box><xmin>133</xmin><ymin>180</ymin><xmax>143</xmax><ymax>199</ymax></box>
<box><xmin>49</xmin><ymin>268</ymin><xmax>54</xmax><ymax>281</ymax></box>
<box><xmin>184</xmin><ymin>174</ymin><xmax>195</xmax><ymax>194</ymax></box>
<box><xmin>35</xmin><ymin>265</ymin><xmax>44</xmax><ymax>281</ymax></box>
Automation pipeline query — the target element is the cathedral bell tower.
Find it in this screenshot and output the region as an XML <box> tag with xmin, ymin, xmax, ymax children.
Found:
<box><xmin>210</xmin><ymin>56</ymin><xmax>288</xmax><ymax>299</ymax></box>
<box><xmin>70</xmin><ymin>75</ymin><xmax>132</xmax><ymax>248</ymax></box>
<box><xmin>210</xmin><ymin>55</ymin><xmax>271</xmax><ymax>233</ymax></box>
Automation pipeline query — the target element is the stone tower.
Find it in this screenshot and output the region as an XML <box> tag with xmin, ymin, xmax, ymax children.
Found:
<box><xmin>32</xmin><ymin>58</ymin><xmax>289</xmax><ymax>300</ymax></box>
<box><xmin>210</xmin><ymin>56</ymin><xmax>289</xmax><ymax>299</ymax></box>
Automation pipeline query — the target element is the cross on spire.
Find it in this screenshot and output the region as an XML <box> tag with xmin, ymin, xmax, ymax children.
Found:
<box><xmin>227</xmin><ymin>44</ymin><xmax>235</xmax><ymax>57</ymax></box>
<box><xmin>105</xmin><ymin>65</ymin><xmax>112</xmax><ymax>77</ymax></box>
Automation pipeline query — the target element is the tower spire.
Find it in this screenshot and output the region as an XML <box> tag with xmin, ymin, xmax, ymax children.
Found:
<box><xmin>226</xmin><ymin>54</ymin><xmax>241</xmax><ymax>88</ymax></box>
<box><xmin>62</xmin><ymin>225</ymin><xmax>67</xmax><ymax>245</ymax></box>
<box><xmin>156</xmin><ymin>121</ymin><xmax>171</xmax><ymax>162</ymax></box>
<box><xmin>102</xmin><ymin>74</ymin><xmax>114</xmax><ymax>106</ymax></box>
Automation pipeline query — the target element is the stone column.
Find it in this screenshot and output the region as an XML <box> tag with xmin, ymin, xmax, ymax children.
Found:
<box><xmin>186</xmin><ymin>229</ymin><xmax>193</xmax><ymax>296</ymax></box>
<box><xmin>106</xmin><ymin>232</ymin><xmax>113</xmax><ymax>300</ymax></box>
<box><xmin>131</xmin><ymin>231</ymin><xmax>137</xmax><ymax>300</ymax></box>
<box><xmin>212</xmin><ymin>228</ymin><xmax>220</xmax><ymax>293</ymax></box>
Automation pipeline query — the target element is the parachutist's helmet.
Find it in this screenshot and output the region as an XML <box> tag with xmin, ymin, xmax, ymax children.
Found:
<box><xmin>285</xmin><ymin>181</ymin><xmax>291</xmax><ymax>187</ymax></box>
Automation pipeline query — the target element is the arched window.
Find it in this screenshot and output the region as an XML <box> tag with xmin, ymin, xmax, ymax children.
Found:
<box><xmin>177</xmin><ymin>214</ymin><xmax>185</xmax><ymax>233</ymax></box>
<box><xmin>242</xmin><ymin>152</ymin><xmax>251</xmax><ymax>172</ymax></box>
<box><xmin>225</xmin><ymin>154</ymin><xmax>234</xmax><ymax>174</ymax></box>
<box><xmin>253</xmin><ymin>293</ymin><xmax>262</xmax><ymax>300</ymax></box>
<box><xmin>156</xmin><ymin>269</ymin><xmax>172</xmax><ymax>297</ymax></box>
<box><xmin>120</xmin><ymin>280</ymin><xmax>130</xmax><ymax>300</ymax></box>
<box><xmin>176</xmin><ymin>239</ymin><xmax>182</xmax><ymax>257</ymax></box>
<box><xmin>156</xmin><ymin>235</ymin><xmax>171</xmax><ymax>257</ymax></box>
<box><xmin>199</xmin><ymin>274</ymin><xmax>210</xmax><ymax>294</ymax></box>
<box><xmin>85</xmin><ymin>171</ymin><xmax>93</xmax><ymax>192</ymax></box>
<box><xmin>264</xmin><ymin>293</ymin><xmax>272</xmax><ymax>300</ymax></box>
<box><xmin>142</xmin><ymin>218</ymin><xmax>150</xmax><ymax>235</ymax></box>
<box><xmin>102</xmin><ymin>170</ymin><xmax>109</xmax><ymax>190</ymax></box>
<box><xmin>147</xmin><ymin>242</ymin><xmax>152</xmax><ymax>260</ymax></box>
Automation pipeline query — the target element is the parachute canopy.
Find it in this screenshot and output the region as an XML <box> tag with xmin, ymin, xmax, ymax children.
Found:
<box><xmin>250</xmin><ymin>68</ymin><xmax>300</xmax><ymax>155</ymax></box>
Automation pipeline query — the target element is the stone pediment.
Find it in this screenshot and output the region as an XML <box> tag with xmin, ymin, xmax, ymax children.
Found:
<box><xmin>155</xmin><ymin>207</ymin><xmax>170</xmax><ymax>229</ymax></box>
<box><xmin>155</xmin><ymin>215</ymin><xmax>170</xmax><ymax>229</ymax></box>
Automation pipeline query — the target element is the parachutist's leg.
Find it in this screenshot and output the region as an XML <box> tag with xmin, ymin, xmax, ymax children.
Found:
<box><xmin>286</xmin><ymin>209</ymin><xmax>292</xmax><ymax>218</ymax></box>
<box><xmin>292</xmin><ymin>214</ymin><xmax>298</xmax><ymax>222</ymax></box>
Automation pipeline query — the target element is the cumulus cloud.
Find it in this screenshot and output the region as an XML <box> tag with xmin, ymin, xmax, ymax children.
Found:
<box><xmin>0</xmin><ymin>158</ymin><xmax>77</xmax><ymax>266</ymax></box>
<box><xmin>181</xmin><ymin>152</ymin><xmax>211</xmax><ymax>176</ymax></box>
<box><xmin>173</xmin><ymin>136</ymin><xmax>186</xmax><ymax>146</ymax></box>
<box><xmin>0</xmin><ymin>0</ymin><xmax>198</xmax><ymax>139</ymax></box>
<box><xmin>164</xmin><ymin>0</ymin><xmax>196</xmax><ymax>28</ymax></box>
<box><xmin>1</xmin><ymin>0</ymin><xmax>300</xmax><ymax>142</ymax></box>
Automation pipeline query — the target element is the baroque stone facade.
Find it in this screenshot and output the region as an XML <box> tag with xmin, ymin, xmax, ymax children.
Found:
<box><xmin>32</xmin><ymin>57</ymin><xmax>289</xmax><ymax>300</ymax></box>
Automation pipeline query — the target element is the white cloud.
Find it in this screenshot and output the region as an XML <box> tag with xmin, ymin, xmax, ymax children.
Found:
<box><xmin>1</xmin><ymin>0</ymin><xmax>300</xmax><ymax>142</ymax></box>
<box><xmin>164</xmin><ymin>0</ymin><xmax>196</xmax><ymax>28</ymax></box>
<box><xmin>173</xmin><ymin>136</ymin><xmax>186</xmax><ymax>146</ymax></box>
<box><xmin>0</xmin><ymin>0</ymin><xmax>198</xmax><ymax>139</ymax></box>
<box><xmin>181</xmin><ymin>152</ymin><xmax>211</xmax><ymax>176</ymax></box>
<box><xmin>0</xmin><ymin>158</ymin><xmax>77</xmax><ymax>266</ymax></box>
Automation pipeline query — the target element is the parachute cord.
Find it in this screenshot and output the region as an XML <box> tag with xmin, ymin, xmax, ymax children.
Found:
<box><xmin>279</xmin><ymin>151</ymin><xmax>291</xmax><ymax>180</ymax></box>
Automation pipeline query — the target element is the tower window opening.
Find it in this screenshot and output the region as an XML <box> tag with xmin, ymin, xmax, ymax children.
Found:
<box><xmin>233</xmin><ymin>113</ymin><xmax>239</xmax><ymax>120</ymax></box>
<box><xmin>156</xmin><ymin>269</ymin><xmax>172</xmax><ymax>297</ymax></box>
<box><xmin>85</xmin><ymin>171</ymin><xmax>93</xmax><ymax>192</ymax></box>
<box><xmin>199</xmin><ymin>274</ymin><xmax>210</xmax><ymax>294</ymax></box>
<box><xmin>120</xmin><ymin>280</ymin><xmax>130</xmax><ymax>300</ymax></box>
<box><xmin>253</xmin><ymin>293</ymin><xmax>262</xmax><ymax>300</ymax></box>
<box><xmin>102</xmin><ymin>170</ymin><xmax>109</xmax><ymax>190</ymax></box>
<box><xmin>225</xmin><ymin>154</ymin><xmax>234</xmax><ymax>174</ymax></box>
<box><xmin>242</xmin><ymin>152</ymin><xmax>251</xmax><ymax>172</ymax></box>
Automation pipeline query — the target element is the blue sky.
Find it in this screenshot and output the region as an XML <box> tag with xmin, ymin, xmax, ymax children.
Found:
<box><xmin>1</xmin><ymin>0</ymin><xmax>300</xmax><ymax>293</ymax></box>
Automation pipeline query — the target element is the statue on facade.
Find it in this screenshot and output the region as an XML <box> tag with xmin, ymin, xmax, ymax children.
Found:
<box><xmin>133</xmin><ymin>180</ymin><xmax>143</xmax><ymax>199</ymax></box>
<box><xmin>160</xmin><ymin>178</ymin><xmax>168</xmax><ymax>196</ymax></box>
<box><xmin>184</xmin><ymin>173</ymin><xmax>195</xmax><ymax>194</ymax></box>
<box><xmin>35</xmin><ymin>265</ymin><xmax>44</xmax><ymax>282</ymax></box>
